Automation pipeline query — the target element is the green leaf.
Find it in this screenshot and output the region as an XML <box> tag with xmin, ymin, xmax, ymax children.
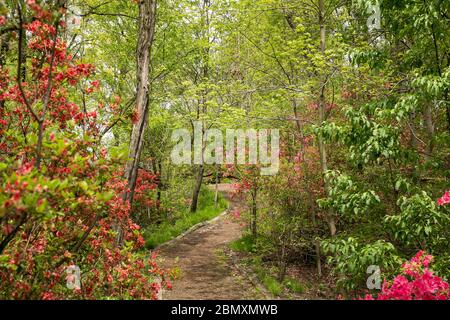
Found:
<box><xmin>79</xmin><ymin>181</ymin><xmax>89</xmax><ymax>192</ymax></box>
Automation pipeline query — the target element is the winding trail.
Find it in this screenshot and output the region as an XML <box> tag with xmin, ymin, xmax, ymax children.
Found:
<box><xmin>157</xmin><ymin>184</ymin><xmax>263</xmax><ymax>300</ymax></box>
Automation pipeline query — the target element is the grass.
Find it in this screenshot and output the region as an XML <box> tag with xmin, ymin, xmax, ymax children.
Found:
<box><xmin>230</xmin><ymin>234</ymin><xmax>306</xmax><ymax>297</ymax></box>
<box><xmin>283</xmin><ymin>277</ymin><xmax>306</xmax><ymax>294</ymax></box>
<box><xmin>144</xmin><ymin>187</ymin><xmax>227</xmax><ymax>249</ymax></box>
<box><xmin>229</xmin><ymin>234</ymin><xmax>256</xmax><ymax>253</ymax></box>
<box><xmin>253</xmin><ymin>264</ymin><xmax>283</xmax><ymax>296</ymax></box>
<box><xmin>254</xmin><ymin>262</ymin><xmax>306</xmax><ymax>297</ymax></box>
<box><xmin>229</xmin><ymin>236</ymin><xmax>283</xmax><ymax>296</ymax></box>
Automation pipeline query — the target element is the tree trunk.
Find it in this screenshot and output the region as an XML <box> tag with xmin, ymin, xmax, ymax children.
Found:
<box><xmin>214</xmin><ymin>165</ymin><xmax>220</xmax><ymax>207</ymax></box>
<box><xmin>19</xmin><ymin>9</ymin><xmax>27</xmax><ymax>83</ymax></box>
<box><xmin>408</xmin><ymin>112</ymin><xmax>419</xmax><ymax>149</ymax></box>
<box><xmin>124</xmin><ymin>0</ymin><xmax>157</xmax><ymax>204</ymax></box>
<box><xmin>157</xmin><ymin>160</ymin><xmax>162</xmax><ymax>202</ymax></box>
<box><xmin>277</xmin><ymin>243</ymin><xmax>287</xmax><ymax>282</ymax></box>
<box><xmin>424</xmin><ymin>102</ymin><xmax>435</xmax><ymax>159</ymax></box>
<box><xmin>251</xmin><ymin>187</ymin><xmax>257</xmax><ymax>238</ymax></box>
<box><xmin>445</xmin><ymin>90</ymin><xmax>450</xmax><ymax>135</ymax></box>
<box><xmin>190</xmin><ymin>163</ymin><xmax>204</xmax><ymax>213</ymax></box>
<box><xmin>0</xmin><ymin>213</ymin><xmax>28</xmax><ymax>255</ymax></box>
<box><xmin>318</xmin><ymin>0</ymin><xmax>336</xmax><ymax>237</ymax></box>
<box><xmin>117</xmin><ymin>0</ymin><xmax>157</xmax><ymax>247</ymax></box>
<box><xmin>292</xmin><ymin>98</ymin><xmax>322</xmax><ymax>277</ymax></box>
<box><xmin>190</xmin><ymin>0</ymin><xmax>211</xmax><ymax>213</ymax></box>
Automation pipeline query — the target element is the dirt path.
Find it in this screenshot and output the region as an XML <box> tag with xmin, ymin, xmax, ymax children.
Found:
<box><xmin>157</xmin><ymin>184</ymin><xmax>264</xmax><ymax>300</ymax></box>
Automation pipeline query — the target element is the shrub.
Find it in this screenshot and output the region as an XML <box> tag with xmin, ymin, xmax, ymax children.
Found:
<box><xmin>363</xmin><ymin>251</ymin><xmax>450</xmax><ymax>300</ymax></box>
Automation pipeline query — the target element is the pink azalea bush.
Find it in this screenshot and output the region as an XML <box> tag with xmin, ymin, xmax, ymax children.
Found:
<box><xmin>437</xmin><ymin>191</ymin><xmax>450</xmax><ymax>206</ymax></box>
<box><xmin>363</xmin><ymin>251</ymin><xmax>450</xmax><ymax>300</ymax></box>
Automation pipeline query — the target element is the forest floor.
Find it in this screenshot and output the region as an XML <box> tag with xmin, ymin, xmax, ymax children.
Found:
<box><xmin>157</xmin><ymin>183</ymin><xmax>267</xmax><ymax>300</ymax></box>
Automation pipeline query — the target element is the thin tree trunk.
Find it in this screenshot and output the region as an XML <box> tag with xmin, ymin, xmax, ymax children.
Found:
<box><xmin>190</xmin><ymin>0</ymin><xmax>211</xmax><ymax>213</ymax></box>
<box><xmin>310</xmin><ymin>200</ymin><xmax>322</xmax><ymax>277</ymax></box>
<box><xmin>19</xmin><ymin>8</ymin><xmax>27</xmax><ymax>83</ymax></box>
<box><xmin>190</xmin><ymin>103</ymin><xmax>205</xmax><ymax>213</ymax></box>
<box><xmin>293</xmin><ymin>98</ymin><xmax>322</xmax><ymax>277</ymax></box>
<box><xmin>277</xmin><ymin>243</ymin><xmax>287</xmax><ymax>282</ymax></box>
<box><xmin>190</xmin><ymin>118</ymin><xmax>205</xmax><ymax>213</ymax></box>
<box><xmin>124</xmin><ymin>0</ymin><xmax>157</xmax><ymax>203</ymax></box>
<box><xmin>190</xmin><ymin>164</ymin><xmax>204</xmax><ymax>213</ymax></box>
<box><xmin>157</xmin><ymin>160</ymin><xmax>162</xmax><ymax>202</ymax></box>
<box><xmin>17</xmin><ymin>1</ymin><xmax>63</xmax><ymax>169</ymax></box>
<box><xmin>318</xmin><ymin>0</ymin><xmax>336</xmax><ymax>237</ymax></box>
<box><xmin>214</xmin><ymin>165</ymin><xmax>219</xmax><ymax>207</ymax></box>
<box><xmin>424</xmin><ymin>102</ymin><xmax>435</xmax><ymax>159</ymax></box>
<box><xmin>251</xmin><ymin>187</ymin><xmax>257</xmax><ymax>238</ymax></box>
<box><xmin>117</xmin><ymin>0</ymin><xmax>157</xmax><ymax>247</ymax></box>
<box><xmin>0</xmin><ymin>213</ymin><xmax>28</xmax><ymax>255</ymax></box>
<box><xmin>0</xmin><ymin>33</ymin><xmax>11</xmax><ymax>118</ymax></box>
<box><xmin>445</xmin><ymin>90</ymin><xmax>450</xmax><ymax>135</ymax></box>
<box><xmin>409</xmin><ymin>112</ymin><xmax>419</xmax><ymax>149</ymax></box>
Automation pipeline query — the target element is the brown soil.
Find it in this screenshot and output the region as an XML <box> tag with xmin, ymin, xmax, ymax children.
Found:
<box><xmin>157</xmin><ymin>184</ymin><xmax>264</xmax><ymax>300</ymax></box>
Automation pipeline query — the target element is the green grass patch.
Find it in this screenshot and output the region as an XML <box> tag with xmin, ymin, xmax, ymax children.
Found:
<box><xmin>254</xmin><ymin>264</ymin><xmax>305</xmax><ymax>296</ymax></box>
<box><xmin>229</xmin><ymin>234</ymin><xmax>256</xmax><ymax>253</ymax></box>
<box><xmin>229</xmin><ymin>235</ymin><xmax>283</xmax><ymax>296</ymax></box>
<box><xmin>283</xmin><ymin>277</ymin><xmax>306</xmax><ymax>294</ymax></box>
<box><xmin>254</xmin><ymin>265</ymin><xmax>283</xmax><ymax>296</ymax></box>
<box><xmin>144</xmin><ymin>187</ymin><xmax>227</xmax><ymax>249</ymax></box>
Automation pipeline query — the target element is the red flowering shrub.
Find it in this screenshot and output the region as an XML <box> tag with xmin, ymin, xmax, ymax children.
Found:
<box><xmin>134</xmin><ymin>169</ymin><xmax>159</xmax><ymax>207</ymax></box>
<box><xmin>0</xmin><ymin>1</ymin><xmax>166</xmax><ymax>299</ymax></box>
<box><xmin>437</xmin><ymin>191</ymin><xmax>450</xmax><ymax>206</ymax></box>
<box><xmin>363</xmin><ymin>251</ymin><xmax>450</xmax><ymax>300</ymax></box>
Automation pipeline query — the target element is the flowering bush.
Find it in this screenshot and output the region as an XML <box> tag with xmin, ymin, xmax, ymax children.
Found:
<box><xmin>437</xmin><ymin>191</ymin><xmax>450</xmax><ymax>206</ymax></box>
<box><xmin>383</xmin><ymin>192</ymin><xmax>450</xmax><ymax>279</ymax></box>
<box><xmin>363</xmin><ymin>251</ymin><xmax>450</xmax><ymax>300</ymax></box>
<box><xmin>0</xmin><ymin>1</ymin><xmax>166</xmax><ymax>299</ymax></box>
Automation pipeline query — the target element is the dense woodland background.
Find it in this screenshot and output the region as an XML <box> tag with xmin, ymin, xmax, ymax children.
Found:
<box><xmin>0</xmin><ymin>0</ymin><xmax>449</xmax><ymax>300</ymax></box>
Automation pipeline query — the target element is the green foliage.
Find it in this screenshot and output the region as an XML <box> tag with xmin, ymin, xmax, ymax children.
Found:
<box><xmin>322</xmin><ymin>237</ymin><xmax>402</xmax><ymax>292</ymax></box>
<box><xmin>318</xmin><ymin>171</ymin><xmax>380</xmax><ymax>221</ymax></box>
<box><xmin>385</xmin><ymin>192</ymin><xmax>450</xmax><ymax>257</ymax></box>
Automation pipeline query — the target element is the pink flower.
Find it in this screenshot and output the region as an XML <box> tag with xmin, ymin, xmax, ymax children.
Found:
<box><xmin>0</xmin><ymin>16</ymin><xmax>6</xmax><ymax>26</ymax></box>
<box><xmin>42</xmin><ymin>292</ymin><xmax>55</xmax><ymax>300</ymax></box>
<box><xmin>361</xmin><ymin>251</ymin><xmax>450</xmax><ymax>300</ymax></box>
<box><xmin>437</xmin><ymin>191</ymin><xmax>450</xmax><ymax>206</ymax></box>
